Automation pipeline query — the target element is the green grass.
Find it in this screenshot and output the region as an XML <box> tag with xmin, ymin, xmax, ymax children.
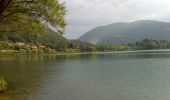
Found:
<box><xmin>0</xmin><ymin>77</ymin><xmax>7</xmax><ymax>93</ymax></box>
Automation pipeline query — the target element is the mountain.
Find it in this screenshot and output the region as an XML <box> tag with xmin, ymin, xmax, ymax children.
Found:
<box><xmin>79</xmin><ymin>20</ymin><xmax>170</xmax><ymax>45</ymax></box>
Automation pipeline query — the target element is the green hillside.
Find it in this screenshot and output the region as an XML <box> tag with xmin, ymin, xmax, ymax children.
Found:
<box><xmin>0</xmin><ymin>28</ymin><xmax>69</xmax><ymax>52</ymax></box>
<box><xmin>79</xmin><ymin>20</ymin><xmax>170</xmax><ymax>44</ymax></box>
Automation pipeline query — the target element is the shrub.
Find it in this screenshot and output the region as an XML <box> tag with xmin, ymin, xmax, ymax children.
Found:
<box><xmin>25</xmin><ymin>47</ymin><xmax>31</xmax><ymax>53</ymax></box>
<box><xmin>37</xmin><ymin>49</ymin><xmax>44</xmax><ymax>53</ymax></box>
<box><xmin>19</xmin><ymin>49</ymin><xmax>27</xmax><ymax>53</ymax></box>
<box><xmin>0</xmin><ymin>77</ymin><xmax>7</xmax><ymax>93</ymax></box>
<box><xmin>0</xmin><ymin>44</ymin><xmax>3</xmax><ymax>50</ymax></box>
<box><xmin>31</xmin><ymin>49</ymin><xmax>38</xmax><ymax>53</ymax></box>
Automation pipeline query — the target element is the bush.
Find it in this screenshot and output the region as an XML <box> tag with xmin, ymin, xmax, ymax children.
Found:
<box><xmin>37</xmin><ymin>49</ymin><xmax>44</xmax><ymax>53</ymax></box>
<box><xmin>31</xmin><ymin>49</ymin><xmax>38</xmax><ymax>53</ymax></box>
<box><xmin>25</xmin><ymin>47</ymin><xmax>31</xmax><ymax>53</ymax></box>
<box><xmin>19</xmin><ymin>49</ymin><xmax>27</xmax><ymax>53</ymax></box>
<box><xmin>0</xmin><ymin>44</ymin><xmax>3</xmax><ymax>50</ymax></box>
<box><xmin>0</xmin><ymin>77</ymin><xmax>7</xmax><ymax>93</ymax></box>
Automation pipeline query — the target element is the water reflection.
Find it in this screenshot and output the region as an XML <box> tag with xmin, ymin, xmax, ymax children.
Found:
<box><xmin>0</xmin><ymin>55</ymin><xmax>64</xmax><ymax>99</ymax></box>
<box><xmin>0</xmin><ymin>53</ymin><xmax>170</xmax><ymax>100</ymax></box>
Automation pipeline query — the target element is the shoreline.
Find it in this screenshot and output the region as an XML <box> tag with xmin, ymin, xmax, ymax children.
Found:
<box><xmin>52</xmin><ymin>49</ymin><xmax>170</xmax><ymax>55</ymax></box>
<box><xmin>1</xmin><ymin>49</ymin><xmax>170</xmax><ymax>56</ymax></box>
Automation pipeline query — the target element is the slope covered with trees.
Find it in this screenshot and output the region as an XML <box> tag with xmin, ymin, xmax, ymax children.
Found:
<box><xmin>0</xmin><ymin>28</ymin><xmax>69</xmax><ymax>52</ymax></box>
<box><xmin>79</xmin><ymin>20</ymin><xmax>170</xmax><ymax>45</ymax></box>
<box><xmin>96</xmin><ymin>39</ymin><xmax>170</xmax><ymax>51</ymax></box>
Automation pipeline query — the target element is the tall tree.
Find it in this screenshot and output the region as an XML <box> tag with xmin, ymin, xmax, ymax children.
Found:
<box><xmin>0</xmin><ymin>0</ymin><xmax>66</xmax><ymax>34</ymax></box>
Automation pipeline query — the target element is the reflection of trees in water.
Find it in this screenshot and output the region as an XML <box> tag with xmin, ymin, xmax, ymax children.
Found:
<box><xmin>0</xmin><ymin>76</ymin><xmax>7</xmax><ymax>92</ymax></box>
<box><xmin>0</xmin><ymin>55</ymin><xmax>67</xmax><ymax>99</ymax></box>
<box><xmin>1</xmin><ymin>53</ymin><xmax>170</xmax><ymax>99</ymax></box>
<box><xmin>0</xmin><ymin>54</ymin><xmax>98</xmax><ymax>99</ymax></box>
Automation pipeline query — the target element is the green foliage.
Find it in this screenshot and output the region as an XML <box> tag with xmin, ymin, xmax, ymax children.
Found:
<box><xmin>37</xmin><ymin>49</ymin><xmax>44</xmax><ymax>53</ymax></box>
<box><xmin>96</xmin><ymin>39</ymin><xmax>170</xmax><ymax>52</ymax></box>
<box><xmin>1</xmin><ymin>38</ymin><xmax>170</xmax><ymax>53</ymax></box>
<box><xmin>19</xmin><ymin>49</ymin><xmax>27</xmax><ymax>53</ymax></box>
<box><xmin>43</xmin><ymin>48</ymin><xmax>56</xmax><ymax>53</ymax></box>
<box><xmin>68</xmin><ymin>43</ymin><xmax>74</xmax><ymax>49</ymax></box>
<box><xmin>31</xmin><ymin>49</ymin><xmax>38</xmax><ymax>53</ymax></box>
<box><xmin>0</xmin><ymin>44</ymin><xmax>3</xmax><ymax>50</ymax></box>
<box><xmin>0</xmin><ymin>0</ymin><xmax>66</xmax><ymax>35</ymax></box>
<box><xmin>96</xmin><ymin>45</ymin><xmax>131</xmax><ymax>51</ymax></box>
<box><xmin>80</xmin><ymin>45</ymin><xmax>96</xmax><ymax>52</ymax></box>
<box><xmin>0</xmin><ymin>77</ymin><xmax>7</xmax><ymax>92</ymax></box>
<box><xmin>0</xmin><ymin>28</ymin><xmax>69</xmax><ymax>52</ymax></box>
<box><xmin>129</xmin><ymin>39</ymin><xmax>170</xmax><ymax>50</ymax></box>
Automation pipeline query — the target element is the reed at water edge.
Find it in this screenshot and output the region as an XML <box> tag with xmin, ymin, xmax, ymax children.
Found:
<box><xmin>0</xmin><ymin>76</ymin><xmax>7</xmax><ymax>93</ymax></box>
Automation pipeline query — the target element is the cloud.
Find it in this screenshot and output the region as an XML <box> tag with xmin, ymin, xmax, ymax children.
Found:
<box><xmin>61</xmin><ymin>0</ymin><xmax>170</xmax><ymax>39</ymax></box>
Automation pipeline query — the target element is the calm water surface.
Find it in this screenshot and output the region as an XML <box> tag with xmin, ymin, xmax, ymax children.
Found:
<box><xmin>1</xmin><ymin>53</ymin><xmax>170</xmax><ymax>100</ymax></box>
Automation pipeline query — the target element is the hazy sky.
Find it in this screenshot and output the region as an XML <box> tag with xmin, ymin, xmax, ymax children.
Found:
<box><xmin>60</xmin><ymin>0</ymin><xmax>170</xmax><ymax>39</ymax></box>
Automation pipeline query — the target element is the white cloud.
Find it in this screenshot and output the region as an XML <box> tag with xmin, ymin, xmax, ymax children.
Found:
<box><xmin>61</xmin><ymin>0</ymin><xmax>170</xmax><ymax>39</ymax></box>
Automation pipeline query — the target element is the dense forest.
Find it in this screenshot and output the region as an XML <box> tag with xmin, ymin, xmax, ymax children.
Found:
<box><xmin>96</xmin><ymin>39</ymin><xmax>170</xmax><ymax>52</ymax></box>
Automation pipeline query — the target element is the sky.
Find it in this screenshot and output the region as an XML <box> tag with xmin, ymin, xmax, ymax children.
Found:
<box><xmin>60</xmin><ymin>0</ymin><xmax>170</xmax><ymax>39</ymax></box>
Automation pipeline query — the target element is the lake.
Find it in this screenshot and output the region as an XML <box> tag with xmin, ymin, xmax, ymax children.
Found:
<box><xmin>1</xmin><ymin>52</ymin><xmax>170</xmax><ymax>100</ymax></box>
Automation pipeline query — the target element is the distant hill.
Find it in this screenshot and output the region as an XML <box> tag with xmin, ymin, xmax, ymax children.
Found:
<box><xmin>79</xmin><ymin>20</ymin><xmax>170</xmax><ymax>45</ymax></box>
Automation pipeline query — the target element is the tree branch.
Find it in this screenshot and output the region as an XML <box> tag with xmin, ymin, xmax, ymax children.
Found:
<box><xmin>0</xmin><ymin>0</ymin><xmax>12</xmax><ymax>16</ymax></box>
<box><xmin>0</xmin><ymin>10</ymin><xmax>28</xmax><ymax>21</ymax></box>
<box><xmin>10</xmin><ymin>0</ymin><xmax>37</xmax><ymax>5</ymax></box>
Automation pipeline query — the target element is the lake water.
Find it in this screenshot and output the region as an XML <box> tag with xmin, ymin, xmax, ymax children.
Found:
<box><xmin>1</xmin><ymin>52</ymin><xmax>170</xmax><ymax>100</ymax></box>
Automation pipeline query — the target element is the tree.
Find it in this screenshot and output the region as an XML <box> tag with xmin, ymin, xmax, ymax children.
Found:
<box><xmin>0</xmin><ymin>0</ymin><xmax>66</xmax><ymax>34</ymax></box>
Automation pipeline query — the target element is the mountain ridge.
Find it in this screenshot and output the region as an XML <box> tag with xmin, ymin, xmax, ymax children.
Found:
<box><xmin>78</xmin><ymin>20</ymin><xmax>170</xmax><ymax>45</ymax></box>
